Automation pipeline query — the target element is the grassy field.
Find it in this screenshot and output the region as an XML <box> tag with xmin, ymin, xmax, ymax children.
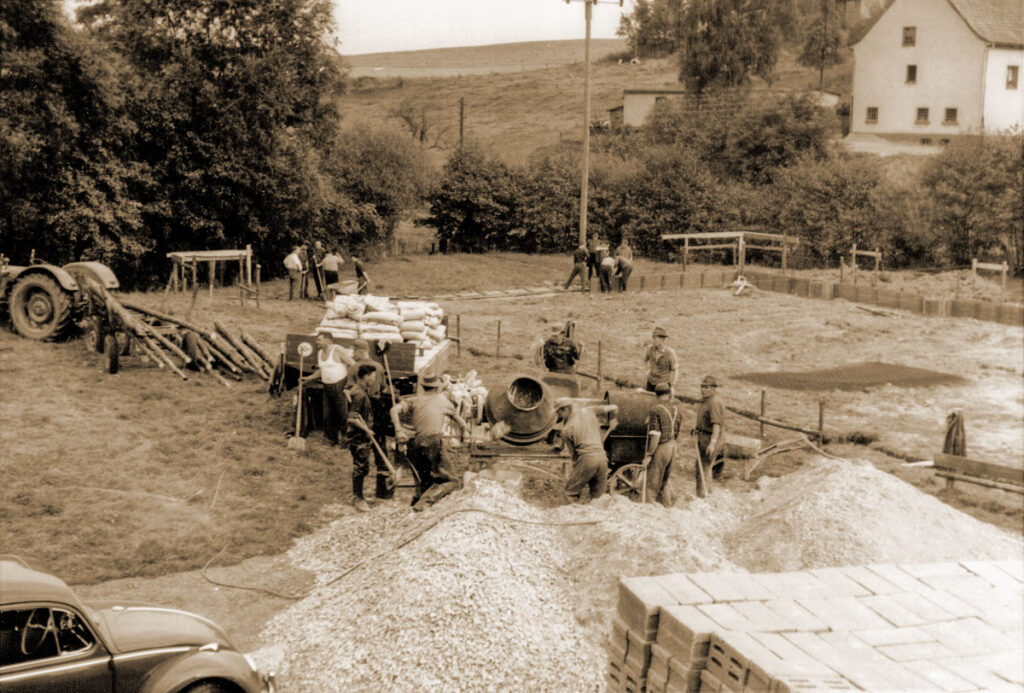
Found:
<box><xmin>338</xmin><ymin>50</ymin><xmax>851</xmax><ymax>163</ymax></box>
<box><xmin>2</xmin><ymin>254</ymin><xmax>1020</xmax><ymax>590</ymax></box>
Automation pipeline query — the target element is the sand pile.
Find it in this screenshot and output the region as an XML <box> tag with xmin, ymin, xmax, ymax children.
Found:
<box><xmin>725</xmin><ymin>457</ymin><xmax>1022</xmax><ymax>572</ymax></box>
<box><xmin>254</xmin><ymin>456</ymin><xmax>1021</xmax><ymax>692</ymax></box>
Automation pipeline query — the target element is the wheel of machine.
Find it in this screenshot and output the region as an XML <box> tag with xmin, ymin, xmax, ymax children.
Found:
<box><xmin>103</xmin><ymin>333</ymin><xmax>120</xmax><ymax>374</ymax></box>
<box><xmin>184</xmin><ymin>683</ymin><xmax>233</xmax><ymax>693</ymax></box>
<box><xmin>608</xmin><ymin>463</ymin><xmax>644</xmax><ymax>502</ymax></box>
<box><xmin>8</xmin><ymin>274</ymin><xmax>72</xmax><ymax>340</ymax></box>
<box><xmin>82</xmin><ymin>318</ymin><xmax>105</xmax><ymax>354</ymax></box>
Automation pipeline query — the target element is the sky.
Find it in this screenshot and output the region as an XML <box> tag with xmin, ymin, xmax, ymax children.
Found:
<box><xmin>334</xmin><ymin>0</ymin><xmax>629</xmax><ymax>55</ymax></box>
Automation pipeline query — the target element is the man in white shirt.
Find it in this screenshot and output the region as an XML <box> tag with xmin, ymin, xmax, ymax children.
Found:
<box><xmin>283</xmin><ymin>246</ymin><xmax>302</xmax><ymax>300</ymax></box>
<box><xmin>322</xmin><ymin>247</ymin><xmax>343</xmax><ymax>286</ymax></box>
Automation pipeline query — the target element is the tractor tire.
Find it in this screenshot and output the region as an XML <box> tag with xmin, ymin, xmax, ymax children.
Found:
<box><xmin>8</xmin><ymin>274</ymin><xmax>73</xmax><ymax>341</ymax></box>
<box><xmin>104</xmin><ymin>334</ymin><xmax>120</xmax><ymax>374</ymax></box>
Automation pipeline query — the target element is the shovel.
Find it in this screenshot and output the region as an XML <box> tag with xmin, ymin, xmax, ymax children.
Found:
<box><xmin>288</xmin><ymin>343</ymin><xmax>313</xmax><ymax>452</ymax></box>
<box><xmin>349</xmin><ymin>414</ymin><xmax>417</xmax><ymax>492</ymax></box>
<box><xmin>694</xmin><ymin>437</ymin><xmax>710</xmax><ymax>497</ymax></box>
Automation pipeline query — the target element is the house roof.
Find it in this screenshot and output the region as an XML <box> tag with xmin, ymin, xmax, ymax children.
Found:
<box><xmin>946</xmin><ymin>0</ymin><xmax>1024</xmax><ymax>46</ymax></box>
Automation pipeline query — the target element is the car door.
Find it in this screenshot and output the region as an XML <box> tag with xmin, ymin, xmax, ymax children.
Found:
<box><xmin>0</xmin><ymin>606</ymin><xmax>113</xmax><ymax>692</ymax></box>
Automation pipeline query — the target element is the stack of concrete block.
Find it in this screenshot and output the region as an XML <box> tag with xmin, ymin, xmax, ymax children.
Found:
<box><xmin>607</xmin><ymin>561</ymin><xmax>1023</xmax><ymax>693</ymax></box>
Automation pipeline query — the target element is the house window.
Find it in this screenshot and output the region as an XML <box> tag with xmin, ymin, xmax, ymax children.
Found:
<box><xmin>916</xmin><ymin>107</ymin><xmax>929</xmax><ymax>123</ymax></box>
<box><xmin>1008</xmin><ymin>65</ymin><xmax>1020</xmax><ymax>89</ymax></box>
<box><xmin>944</xmin><ymin>108</ymin><xmax>958</xmax><ymax>123</ymax></box>
<box><xmin>902</xmin><ymin>26</ymin><xmax>916</xmax><ymax>46</ymax></box>
<box><xmin>920</xmin><ymin>138</ymin><xmax>932</xmax><ymax>145</ymax></box>
<box><xmin>939</xmin><ymin>138</ymin><xmax>950</xmax><ymax>145</ymax></box>
<box><xmin>906</xmin><ymin>65</ymin><xmax>917</xmax><ymax>84</ymax></box>
<box><xmin>866</xmin><ymin>107</ymin><xmax>878</xmax><ymax>123</ymax></box>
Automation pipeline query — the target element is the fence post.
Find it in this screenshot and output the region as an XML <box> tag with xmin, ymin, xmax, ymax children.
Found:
<box><xmin>683</xmin><ymin>237</ymin><xmax>689</xmax><ymax>269</ymax></box>
<box><xmin>738</xmin><ymin>235</ymin><xmax>745</xmax><ymax>274</ymax></box>
<box><xmin>760</xmin><ymin>390</ymin><xmax>766</xmax><ymax>440</ymax></box>
<box><xmin>496</xmin><ymin>320</ymin><xmax>501</xmax><ymax>359</ymax></box>
<box><xmin>818</xmin><ymin>398</ymin><xmax>825</xmax><ymax>443</ymax></box>
<box><xmin>971</xmin><ymin>258</ymin><xmax>977</xmax><ymax>277</ymax></box>
<box><xmin>255</xmin><ymin>264</ymin><xmax>261</xmax><ymax>310</ymax></box>
<box><xmin>457</xmin><ymin>314</ymin><xmax>461</xmax><ymax>357</ymax></box>
<box><xmin>782</xmin><ymin>235</ymin><xmax>788</xmax><ymax>272</ymax></box>
<box><xmin>851</xmin><ymin>243</ymin><xmax>857</xmax><ymax>285</ymax></box>
<box><xmin>874</xmin><ymin>247</ymin><xmax>880</xmax><ymax>286</ymax></box>
<box><xmin>1002</xmin><ymin>261</ymin><xmax>1008</xmax><ymax>293</ymax></box>
<box><xmin>597</xmin><ymin>341</ymin><xmax>603</xmax><ymax>392</ymax></box>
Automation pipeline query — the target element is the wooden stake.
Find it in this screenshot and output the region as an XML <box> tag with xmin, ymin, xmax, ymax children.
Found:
<box><xmin>597</xmin><ymin>341</ymin><xmax>603</xmax><ymax>391</ymax></box>
<box><xmin>760</xmin><ymin>390</ymin><xmax>766</xmax><ymax>440</ymax></box>
<box><xmin>496</xmin><ymin>320</ymin><xmax>501</xmax><ymax>359</ymax></box>
<box><xmin>818</xmin><ymin>398</ymin><xmax>825</xmax><ymax>443</ymax></box>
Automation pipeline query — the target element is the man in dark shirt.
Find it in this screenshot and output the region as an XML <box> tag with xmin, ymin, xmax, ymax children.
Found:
<box><xmin>346</xmin><ymin>364</ymin><xmax>380</xmax><ymax>512</ymax></box>
<box><xmin>552</xmin><ymin>398</ymin><xmax>618</xmax><ymax>502</ymax></box>
<box><xmin>563</xmin><ymin>245</ymin><xmax>589</xmax><ymax>292</ymax></box>
<box><xmin>644</xmin><ymin>382</ymin><xmax>682</xmax><ymax>507</ymax></box>
<box><xmin>693</xmin><ymin>375</ymin><xmax>725</xmax><ymax>498</ymax></box>
<box><xmin>352</xmin><ymin>256</ymin><xmax>369</xmax><ymax>295</ymax></box>
<box><xmin>541</xmin><ymin>324</ymin><xmax>583</xmax><ymax>374</ymax></box>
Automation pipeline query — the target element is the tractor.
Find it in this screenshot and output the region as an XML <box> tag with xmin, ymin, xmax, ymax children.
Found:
<box><xmin>0</xmin><ymin>251</ymin><xmax>120</xmax><ymax>343</ymax></box>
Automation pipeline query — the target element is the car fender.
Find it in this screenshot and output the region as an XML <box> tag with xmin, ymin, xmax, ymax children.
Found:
<box><xmin>10</xmin><ymin>265</ymin><xmax>79</xmax><ymax>291</ymax></box>
<box><xmin>62</xmin><ymin>261</ymin><xmax>120</xmax><ymax>290</ymax></box>
<box><xmin>140</xmin><ymin>648</ymin><xmax>263</xmax><ymax>693</ymax></box>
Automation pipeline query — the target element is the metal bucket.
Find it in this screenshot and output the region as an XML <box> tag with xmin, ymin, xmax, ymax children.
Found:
<box><xmin>484</xmin><ymin>375</ymin><xmax>557</xmax><ymax>445</ymax></box>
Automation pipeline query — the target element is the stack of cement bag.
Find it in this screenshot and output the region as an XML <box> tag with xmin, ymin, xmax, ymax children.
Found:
<box><xmin>443</xmin><ymin>370</ymin><xmax>488</xmax><ymax>423</ymax></box>
<box><xmin>318</xmin><ymin>295</ymin><xmax>446</xmax><ymax>348</ymax></box>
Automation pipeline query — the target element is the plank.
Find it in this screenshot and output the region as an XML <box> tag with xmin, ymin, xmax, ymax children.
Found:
<box><xmin>662</xmin><ymin>232</ymin><xmax>743</xmax><ymax>241</ymax></box>
<box><xmin>744</xmin><ymin>232</ymin><xmax>801</xmax><ymax>244</ymax></box>
<box><xmin>933</xmin><ymin>453</ymin><xmax>1024</xmax><ymax>486</ymax></box>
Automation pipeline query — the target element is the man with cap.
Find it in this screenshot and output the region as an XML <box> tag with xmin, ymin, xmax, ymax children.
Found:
<box><xmin>346</xmin><ymin>363</ymin><xmax>380</xmax><ymax>512</ymax></box>
<box><xmin>390</xmin><ymin>373</ymin><xmax>469</xmax><ymax>505</ymax></box>
<box><xmin>551</xmin><ymin>398</ymin><xmax>618</xmax><ymax>502</ymax></box>
<box><xmin>564</xmin><ymin>245</ymin><xmax>590</xmax><ymax>292</ymax></box>
<box><xmin>347</xmin><ymin>339</ymin><xmax>388</xmax><ymax>496</ymax></box>
<box><xmin>644</xmin><ymin>382</ymin><xmax>682</xmax><ymax>507</ymax></box>
<box><xmin>352</xmin><ymin>256</ymin><xmax>369</xmax><ymax>295</ymax></box>
<box><xmin>644</xmin><ymin>327</ymin><xmax>678</xmax><ymax>394</ymax></box>
<box><xmin>693</xmin><ymin>375</ymin><xmax>725</xmax><ymax>498</ymax></box>
<box><xmin>539</xmin><ymin>321</ymin><xmax>583</xmax><ymax>374</ymax></box>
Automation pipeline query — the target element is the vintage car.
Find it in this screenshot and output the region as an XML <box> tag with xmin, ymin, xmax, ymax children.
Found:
<box><xmin>0</xmin><ymin>555</ymin><xmax>274</xmax><ymax>693</ymax></box>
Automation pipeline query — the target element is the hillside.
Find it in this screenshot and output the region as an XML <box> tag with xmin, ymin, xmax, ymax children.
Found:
<box><xmin>345</xmin><ymin>38</ymin><xmax>628</xmax><ymax>78</ymax></box>
<box><xmin>337</xmin><ymin>46</ymin><xmax>852</xmax><ymax>164</ymax></box>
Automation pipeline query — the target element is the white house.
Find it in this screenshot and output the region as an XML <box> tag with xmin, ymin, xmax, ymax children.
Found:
<box><xmin>851</xmin><ymin>0</ymin><xmax>1024</xmax><ymax>142</ymax></box>
<box><xmin>609</xmin><ymin>89</ymin><xmax>842</xmax><ymax>129</ymax></box>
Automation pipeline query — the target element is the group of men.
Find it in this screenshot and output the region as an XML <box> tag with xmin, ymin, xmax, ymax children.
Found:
<box><xmin>540</xmin><ymin>324</ymin><xmax>724</xmax><ymax>503</ymax></box>
<box><xmin>564</xmin><ymin>238</ymin><xmax>634</xmax><ymax>293</ymax></box>
<box><xmin>283</xmin><ymin>241</ymin><xmax>369</xmax><ymax>301</ymax></box>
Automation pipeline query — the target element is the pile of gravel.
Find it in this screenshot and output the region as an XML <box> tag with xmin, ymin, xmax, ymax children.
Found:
<box><xmin>253</xmin><ymin>456</ymin><xmax>1022</xmax><ymax>691</ymax></box>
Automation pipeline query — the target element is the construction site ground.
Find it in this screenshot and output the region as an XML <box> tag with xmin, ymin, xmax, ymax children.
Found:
<box><xmin>2</xmin><ymin>254</ymin><xmax>1021</xmax><ymax>690</ymax></box>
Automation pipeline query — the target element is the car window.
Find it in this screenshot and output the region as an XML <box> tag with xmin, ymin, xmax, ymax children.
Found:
<box><xmin>1</xmin><ymin>607</ymin><xmax>96</xmax><ymax>667</ymax></box>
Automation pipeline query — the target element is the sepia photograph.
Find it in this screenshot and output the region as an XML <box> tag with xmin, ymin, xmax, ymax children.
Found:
<box><xmin>1</xmin><ymin>0</ymin><xmax>1022</xmax><ymax>690</ymax></box>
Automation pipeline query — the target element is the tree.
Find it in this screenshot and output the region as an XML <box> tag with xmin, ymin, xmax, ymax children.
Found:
<box><xmin>78</xmin><ymin>0</ymin><xmax>350</xmax><ymax>284</ymax></box>
<box><xmin>617</xmin><ymin>0</ymin><xmax>682</xmax><ymax>57</ymax></box>
<box><xmin>390</xmin><ymin>99</ymin><xmax>451</xmax><ymax>150</ymax></box>
<box><xmin>425</xmin><ymin>146</ymin><xmax>520</xmax><ymax>253</ymax></box>
<box><xmin>920</xmin><ymin>135</ymin><xmax>1024</xmax><ymax>272</ymax></box>
<box><xmin>798</xmin><ymin>1</ymin><xmax>848</xmax><ymax>90</ymax></box>
<box><xmin>678</xmin><ymin>0</ymin><xmax>797</xmax><ymax>94</ymax></box>
<box><xmin>0</xmin><ymin>0</ymin><xmax>146</xmax><ymax>278</ymax></box>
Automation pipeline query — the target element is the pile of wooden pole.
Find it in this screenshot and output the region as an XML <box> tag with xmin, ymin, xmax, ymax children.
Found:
<box><xmin>86</xmin><ymin>281</ymin><xmax>276</xmax><ymax>387</ymax></box>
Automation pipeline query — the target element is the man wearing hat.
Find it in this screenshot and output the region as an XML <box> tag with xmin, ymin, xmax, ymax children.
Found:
<box><xmin>347</xmin><ymin>339</ymin><xmax>388</xmax><ymax>497</ymax></box>
<box><xmin>644</xmin><ymin>327</ymin><xmax>678</xmax><ymax>394</ymax></box>
<box><xmin>564</xmin><ymin>245</ymin><xmax>590</xmax><ymax>292</ymax></box>
<box><xmin>390</xmin><ymin>373</ymin><xmax>469</xmax><ymax>504</ymax></box>
<box><xmin>551</xmin><ymin>398</ymin><xmax>618</xmax><ymax>502</ymax></box>
<box><xmin>539</xmin><ymin>321</ymin><xmax>583</xmax><ymax>374</ymax></box>
<box><xmin>644</xmin><ymin>382</ymin><xmax>682</xmax><ymax>506</ymax></box>
<box><xmin>693</xmin><ymin>375</ymin><xmax>725</xmax><ymax>498</ymax></box>
<box><xmin>346</xmin><ymin>363</ymin><xmax>380</xmax><ymax>512</ymax></box>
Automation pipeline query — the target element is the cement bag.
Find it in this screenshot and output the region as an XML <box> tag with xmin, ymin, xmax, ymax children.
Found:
<box><xmin>332</xmin><ymin>295</ymin><xmax>364</xmax><ymax>318</ymax></box>
<box><xmin>360</xmin><ymin>322</ymin><xmax>400</xmax><ymax>335</ymax></box>
<box><xmin>423</xmin><ymin>315</ymin><xmax>440</xmax><ymax>328</ymax></box>
<box><xmin>400</xmin><ymin>320</ymin><xmax>426</xmax><ymax>333</ymax></box>
<box><xmin>320</xmin><ymin>318</ymin><xmax>360</xmax><ymax>331</ymax></box>
<box><xmin>362</xmin><ymin>295</ymin><xmax>394</xmax><ymax>313</ymax></box>
<box><xmin>426</xmin><ymin>326</ymin><xmax>446</xmax><ymax>342</ymax></box>
<box><xmin>361</xmin><ymin>332</ymin><xmax>403</xmax><ymax>344</ymax></box>
<box><xmin>401</xmin><ymin>330</ymin><xmax>427</xmax><ymax>341</ymax></box>
<box><xmin>398</xmin><ymin>308</ymin><xmax>426</xmax><ymax>321</ymax></box>
<box><xmin>315</xmin><ymin>328</ymin><xmax>358</xmax><ymax>340</ymax></box>
<box><xmin>362</xmin><ymin>311</ymin><xmax>402</xmax><ymax>326</ymax></box>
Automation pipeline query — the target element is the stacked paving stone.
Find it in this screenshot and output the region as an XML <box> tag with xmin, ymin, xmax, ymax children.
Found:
<box><xmin>607</xmin><ymin>560</ymin><xmax>1023</xmax><ymax>692</ymax></box>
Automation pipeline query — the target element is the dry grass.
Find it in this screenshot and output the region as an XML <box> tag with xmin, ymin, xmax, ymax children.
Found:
<box><xmin>2</xmin><ymin>254</ymin><xmax>1020</xmax><ymax>588</ymax></box>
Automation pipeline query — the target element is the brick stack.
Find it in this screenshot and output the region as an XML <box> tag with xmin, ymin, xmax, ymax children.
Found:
<box><xmin>607</xmin><ymin>560</ymin><xmax>1023</xmax><ymax>693</ymax></box>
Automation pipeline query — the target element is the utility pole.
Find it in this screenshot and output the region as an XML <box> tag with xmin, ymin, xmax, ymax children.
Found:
<box><xmin>566</xmin><ymin>0</ymin><xmax>622</xmax><ymax>248</ymax></box>
<box><xmin>459</xmin><ymin>97</ymin><xmax>465</xmax><ymax>148</ymax></box>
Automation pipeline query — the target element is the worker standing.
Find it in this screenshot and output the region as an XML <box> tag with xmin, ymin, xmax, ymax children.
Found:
<box><xmin>599</xmin><ymin>252</ymin><xmax>616</xmax><ymax>293</ymax></box>
<box><xmin>298</xmin><ymin>244</ymin><xmax>311</xmax><ymax>299</ymax></box>
<box><xmin>564</xmin><ymin>245</ymin><xmax>589</xmax><ymax>292</ymax></box>
<box><xmin>552</xmin><ymin>398</ymin><xmax>618</xmax><ymax>502</ymax></box>
<box><xmin>346</xmin><ymin>364</ymin><xmax>380</xmax><ymax>512</ymax></box>
<box><xmin>283</xmin><ymin>246</ymin><xmax>302</xmax><ymax>301</ymax></box>
<box><xmin>352</xmin><ymin>256</ymin><xmax>369</xmax><ymax>295</ymax></box>
<box><xmin>644</xmin><ymin>382</ymin><xmax>682</xmax><ymax>507</ymax></box>
<box><xmin>615</xmin><ymin>240</ymin><xmax>633</xmax><ymax>292</ymax></box>
<box><xmin>693</xmin><ymin>375</ymin><xmax>725</xmax><ymax>498</ymax></box>
<box><xmin>310</xmin><ymin>240</ymin><xmax>326</xmax><ymax>299</ymax></box>
<box><xmin>303</xmin><ymin>333</ymin><xmax>355</xmax><ymax>446</ymax></box>
<box><xmin>322</xmin><ymin>246</ymin><xmax>343</xmax><ymax>287</ymax></box>
<box><xmin>644</xmin><ymin>327</ymin><xmax>678</xmax><ymax>394</ymax></box>
<box><xmin>390</xmin><ymin>373</ymin><xmax>469</xmax><ymax>505</ymax></box>
<box><xmin>539</xmin><ymin>322</ymin><xmax>583</xmax><ymax>374</ymax></box>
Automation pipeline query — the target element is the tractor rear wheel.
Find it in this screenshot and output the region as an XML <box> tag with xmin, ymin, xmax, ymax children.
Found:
<box><xmin>9</xmin><ymin>274</ymin><xmax>72</xmax><ymax>341</ymax></box>
<box><xmin>83</xmin><ymin>318</ymin><xmax>107</xmax><ymax>354</ymax></box>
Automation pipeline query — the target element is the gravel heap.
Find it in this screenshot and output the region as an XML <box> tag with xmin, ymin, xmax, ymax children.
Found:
<box><xmin>254</xmin><ymin>456</ymin><xmax>1021</xmax><ymax>692</ymax></box>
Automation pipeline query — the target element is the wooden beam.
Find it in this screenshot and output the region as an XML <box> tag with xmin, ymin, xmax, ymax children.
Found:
<box><xmin>935</xmin><ymin>471</ymin><xmax>1024</xmax><ymax>495</ymax></box>
<box><xmin>662</xmin><ymin>232</ymin><xmax>744</xmax><ymax>241</ymax></box>
<box><xmin>933</xmin><ymin>453</ymin><xmax>1024</xmax><ymax>486</ymax></box>
<box><xmin>745</xmin><ymin>232</ymin><xmax>802</xmax><ymax>244</ymax></box>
